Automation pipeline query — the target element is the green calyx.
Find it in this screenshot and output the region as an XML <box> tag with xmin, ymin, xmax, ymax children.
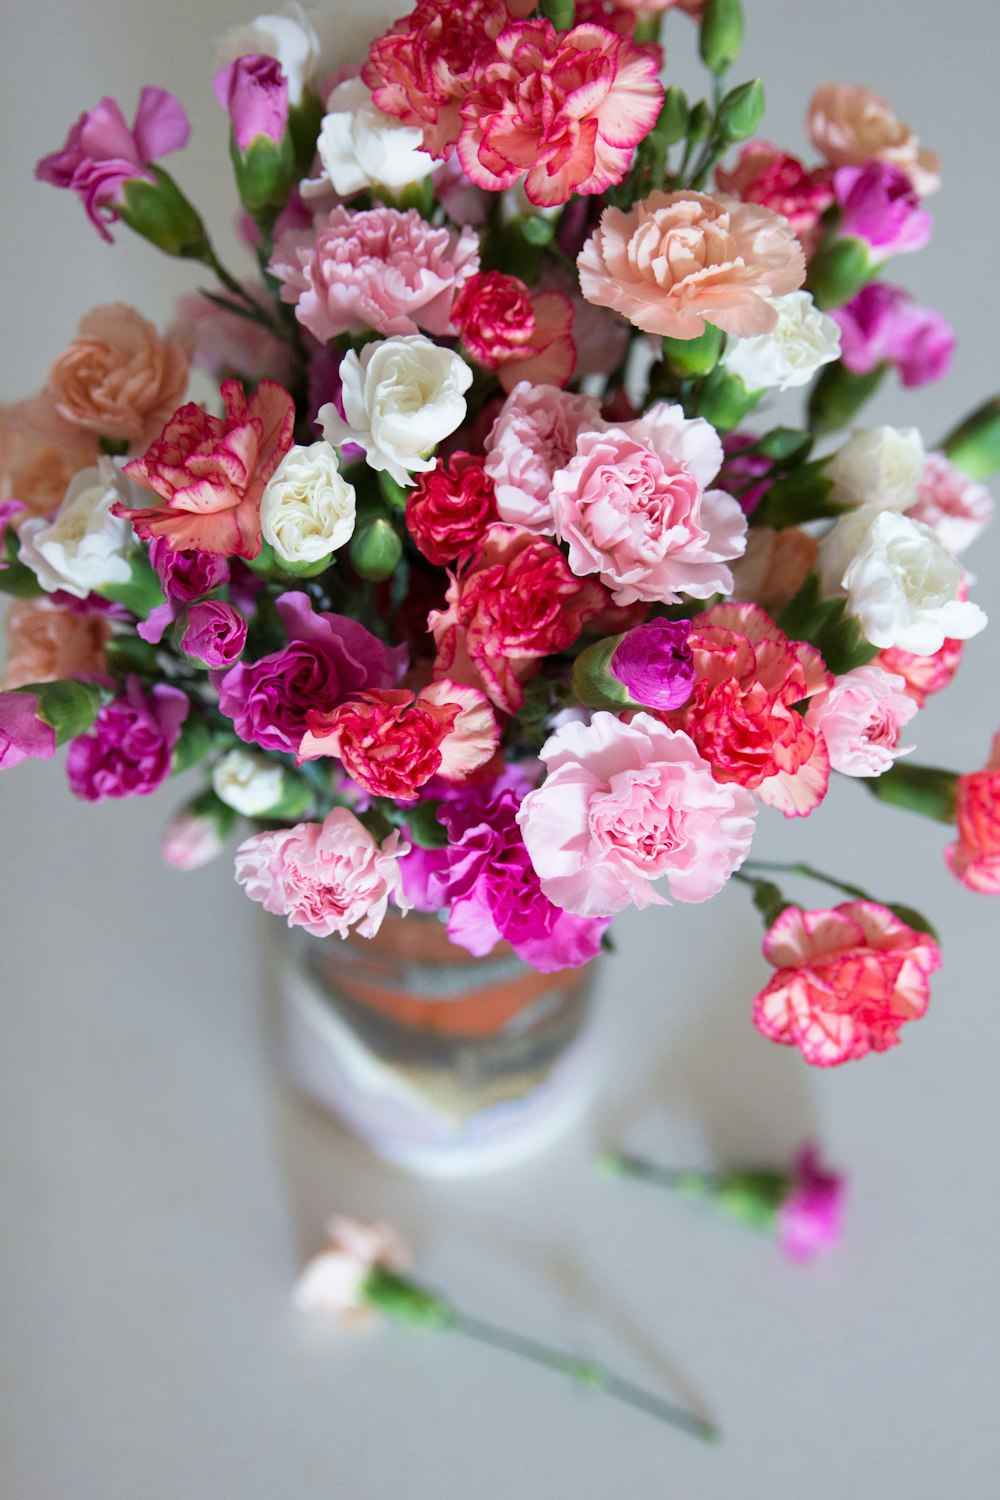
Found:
<box><xmin>120</xmin><ymin>168</ymin><xmax>211</xmax><ymax>260</ymax></box>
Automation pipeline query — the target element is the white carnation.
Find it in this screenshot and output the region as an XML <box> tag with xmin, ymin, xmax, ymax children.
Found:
<box><xmin>319</xmin><ymin>336</ymin><xmax>473</xmax><ymax>487</ymax></box>
<box><xmin>18</xmin><ymin>459</ymin><xmax>133</xmax><ymax>599</ymax></box>
<box><xmin>302</xmin><ymin>78</ymin><xmax>434</xmax><ymax>200</ymax></box>
<box><xmin>260</xmin><ymin>441</ymin><xmax>356</xmax><ymax>564</ymax></box>
<box><xmin>722</xmin><ymin>291</ymin><xmax>841</xmax><ymax>392</ymax></box>
<box><xmin>216</xmin><ymin>2</ymin><xmax>320</xmax><ymax>105</ymax></box>
<box><xmin>212</xmin><ymin>749</ymin><xmax>286</xmax><ymax>817</ymax></box>
<box><xmin>842</xmin><ymin>511</ymin><xmax>987</xmax><ymax>655</ymax></box>
<box><xmin>828</xmin><ymin>424</ymin><xmax>926</xmax><ymax>511</ymax></box>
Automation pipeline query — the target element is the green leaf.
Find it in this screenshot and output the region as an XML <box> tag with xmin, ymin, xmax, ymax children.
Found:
<box><xmin>405</xmin><ymin>800</ymin><xmax>449</xmax><ymax>850</ymax></box>
<box><xmin>886</xmin><ymin>903</ymin><xmax>940</xmax><ymax>945</ymax></box>
<box><xmin>941</xmin><ymin>396</ymin><xmax>1000</xmax><ymax>480</ymax></box>
<box><xmin>808</xmin><ymin>361</ymin><xmax>887</xmax><ymax>435</ymax></box>
<box><xmin>863</xmin><ymin>762</ymin><xmax>958</xmax><ymax>823</ymax></box>
<box><xmin>171</xmin><ymin>713</ymin><xmax>211</xmax><ymax>775</ymax></box>
<box><xmin>752</xmin><ymin>461</ymin><xmax>845</xmax><ymax>528</ymax></box>
<box><xmin>752</xmin><ymin>427</ymin><xmax>814</xmax><ymax>464</ymax></box>
<box><xmin>0</xmin><ymin>559</ymin><xmax>43</xmax><ymax>598</ymax></box>
<box><xmin>97</xmin><ymin>549</ymin><xmax>166</xmax><ymax>620</ymax></box>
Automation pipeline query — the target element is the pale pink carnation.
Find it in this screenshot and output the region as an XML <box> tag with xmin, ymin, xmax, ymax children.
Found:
<box><xmin>804</xmin><ymin>664</ymin><xmax>917</xmax><ymax>778</ymax></box>
<box><xmin>807</xmin><ymin>83</ymin><xmax>941</xmax><ymax>196</ymax></box>
<box><xmin>293</xmin><ymin>1216</ymin><xmax>410</xmax><ymax>1327</ymax></box>
<box><xmin>578</xmin><ymin>190</ymin><xmax>806</xmax><ymax>340</ymax></box>
<box><xmin>269</xmin><ymin>206</ymin><xmax>479</xmax><ymax>344</ymax></box>
<box><xmin>483</xmin><ymin>382</ymin><xmax>605</xmax><ymax>533</ymax></box>
<box><xmin>234</xmin><ymin>807</ymin><xmax>411</xmax><ymax>939</ymax></box>
<box><xmin>907</xmin><ymin>451</ymin><xmax>994</xmax><ymax>557</ymax></box>
<box><xmin>457</xmin><ymin>21</ymin><xmax>664</xmax><ymax>209</ymax></box>
<box><xmin>550</xmin><ymin>403</ymin><xmax>747</xmax><ymax>606</ymax></box>
<box><xmin>161</xmin><ymin>808</ymin><xmax>226</xmax><ymax>871</ymax></box>
<box><xmin>517</xmin><ymin>711</ymin><xmax>757</xmax><ymax>918</ymax></box>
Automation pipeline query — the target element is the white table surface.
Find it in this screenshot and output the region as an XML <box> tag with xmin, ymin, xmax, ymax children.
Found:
<box><xmin>2</xmin><ymin>2</ymin><xmax>999</xmax><ymax>1496</ymax></box>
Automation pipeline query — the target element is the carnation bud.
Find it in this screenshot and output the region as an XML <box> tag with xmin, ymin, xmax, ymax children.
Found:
<box><xmin>807</xmin><ymin>361</ymin><xmax>888</xmax><ymax>435</ymax></box>
<box><xmin>941</xmin><ymin>397</ymin><xmax>1000</xmax><ymax>481</ymax></box>
<box><xmin>350</xmin><ymin>517</ymin><xmax>403</xmax><ymax>581</ymax></box>
<box><xmin>215</xmin><ymin>56</ymin><xmax>296</xmax><ymax>228</ymax></box>
<box><xmin>119</xmin><ymin>167</ymin><xmax>211</xmax><ymax>260</ymax></box>
<box><xmin>572</xmin><ymin>620</ymin><xmax>695</xmax><ymax>714</ymax></box>
<box><xmin>699</xmin><ymin>0</ymin><xmax>745</xmax><ymax>75</ymax></box>
<box><xmin>652</xmin><ymin>87</ymin><xmax>690</xmax><ymax>149</ymax></box>
<box><xmin>695</xmin><ymin>365</ymin><xmax>761</xmax><ymax>432</ymax></box>
<box><xmin>31</xmin><ymin>679</ymin><xmax>108</xmax><ymax>744</ymax></box>
<box><xmin>806</xmin><ymin>237</ymin><xmax>871</xmax><ymax>310</ymax></box>
<box><xmin>362</xmin><ymin>1266</ymin><xmax>455</xmax><ymax>1329</ymax></box>
<box><xmin>161</xmin><ymin>789</ymin><xmax>237</xmax><ymax>871</ymax></box>
<box><xmin>538</xmin><ymin>0</ymin><xmax>576</xmax><ymax>30</ymax></box>
<box><xmin>662</xmin><ymin>323</ymin><xmax>723</xmax><ymax>377</ymax></box>
<box><xmin>686</xmin><ymin>101</ymin><xmax>713</xmax><ymax>147</ymax></box>
<box><xmin>716</xmin><ymin>79</ymin><xmax>765</xmax><ymax>143</ymax></box>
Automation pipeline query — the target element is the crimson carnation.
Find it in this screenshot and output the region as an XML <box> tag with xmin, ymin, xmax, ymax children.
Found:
<box><xmin>457</xmin><ymin>20</ymin><xmax>664</xmax><ymax>208</ymax></box>
<box><xmin>300</xmin><ymin>688</ymin><xmax>458</xmax><ymax>801</ymax></box>
<box><xmin>362</xmin><ymin>0</ymin><xmax>510</xmax><ymax>159</ymax></box>
<box><xmin>716</xmin><ymin>142</ymin><xmax>834</xmax><ymax>255</ymax></box>
<box><xmin>406</xmin><ymin>452</ymin><xmax>498</xmax><ymax>565</ymax></box>
<box><xmin>668</xmin><ymin>601</ymin><xmax>833</xmax><ymax>818</ymax></box>
<box><xmin>430</xmin><ymin>525</ymin><xmax>604</xmax><ymax>713</ymax></box>
<box><xmin>452</xmin><ymin>271</ymin><xmax>576</xmax><ymax>390</ymax></box>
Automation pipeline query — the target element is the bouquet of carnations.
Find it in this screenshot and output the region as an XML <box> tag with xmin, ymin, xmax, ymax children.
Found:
<box><xmin>3</xmin><ymin>0</ymin><xmax>998</xmax><ymax>1068</ymax></box>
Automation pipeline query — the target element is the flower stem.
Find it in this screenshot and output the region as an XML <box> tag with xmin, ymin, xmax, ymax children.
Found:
<box><xmin>742</xmin><ymin>858</ymin><xmax>873</xmax><ymax>903</ymax></box>
<box><xmin>451</xmin><ymin>1310</ymin><xmax>720</xmax><ymax>1444</ymax></box>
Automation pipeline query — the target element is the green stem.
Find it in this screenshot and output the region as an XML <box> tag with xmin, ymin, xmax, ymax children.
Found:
<box><xmin>452</xmin><ymin>1312</ymin><xmax>719</xmax><ymax>1444</ymax></box>
<box><xmin>743</xmin><ymin>859</ymin><xmax>872</xmax><ymax>903</ymax></box>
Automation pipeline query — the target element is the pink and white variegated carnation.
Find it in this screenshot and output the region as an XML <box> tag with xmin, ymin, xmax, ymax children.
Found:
<box><xmin>548</xmin><ymin>404</ymin><xmax>748</xmax><ymax>606</ymax></box>
<box><xmin>804</xmin><ymin>664</ymin><xmax>917</xmax><ymax>778</ymax></box>
<box><xmin>517</xmin><ymin>711</ymin><xmax>757</xmax><ymax>918</ymax></box>
<box><xmin>907</xmin><ymin>451</ymin><xmax>995</xmax><ymax>557</ymax></box>
<box><xmin>234</xmin><ymin>807</ymin><xmax>411</xmax><ymax>938</ymax></box>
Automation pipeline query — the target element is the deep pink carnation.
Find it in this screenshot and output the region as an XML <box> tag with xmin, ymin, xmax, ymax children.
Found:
<box><xmin>609</xmin><ymin>618</ymin><xmax>695</xmax><ymax>711</ymax></box>
<box><xmin>66</xmin><ymin>677</ymin><xmax>188</xmax><ymax>801</ymax></box>
<box><xmin>716</xmin><ymin>141</ymin><xmax>834</xmax><ymax>256</ymax></box>
<box><xmin>429</xmin><ymin>774</ymin><xmax>609</xmax><ymax>971</ymax></box>
<box><xmin>362</xmin><ymin>0</ymin><xmax>511</xmax><ymax>159</ymax></box>
<box><xmin>215</xmin><ymin>591</ymin><xmax>406</xmax><ymax>754</ymax></box>
<box><xmin>270</xmin><ymin>206</ymin><xmax>479</xmax><ymax>344</ymax></box>
<box><xmin>834</xmin><ymin>283</ymin><xmax>955</xmax><ymax>389</ymax></box>
<box><xmin>234</xmin><ymin>808</ymin><xmax>410</xmax><ymax>939</ymax></box>
<box><xmin>406</xmin><ymin>452</ymin><xmax>498</xmax><ymax>565</ymax></box>
<box><xmin>139</xmin><ymin>536</ymin><xmax>233</xmax><ymax>645</ymax></box>
<box><xmin>457</xmin><ymin>20</ymin><xmax>664</xmax><ymax>208</ymax></box>
<box><xmin>778</xmin><ymin>1146</ymin><xmax>846</xmax><ymax>1262</ymax></box>
<box><xmin>484</xmin><ymin>382</ymin><xmax>605</xmax><ymax>534</ymax></box>
<box><xmin>518</xmin><ymin>711</ymin><xmax>757</xmax><ymax>918</ymax></box>
<box><xmin>212</xmin><ymin>55</ymin><xmax>288</xmax><ymax>153</ymax></box>
<box><xmin>753</xmin><ymin>900</ymin><xmax>940</xmax><ymax>1066</ymax></box>
<box><xmin>719</xmin><ymin>432</ymin><xmax>773</xmax><ymax>516</ymax></box>
<box><xmin>119</xmin><ymin>379</ymin><xmax>296</xmax><ymax>559</ymax></box>
<box><xmin>0</xmin><ymin>691</ymin><xmax>58</xmax><ymax>770</ymax></box>
<box><xmin>179</xmin><ymin>601</ymin><xmax>248</xmax><ymax>668</ymax></box>
<box><xmin>36</xmin><ymin>87</ymin><xmax>191</xmax><ymax>241</ymax></box>
<box><xmin>876</xmin><ymin>635</ymin><xmax>964</xmax><ymax>709</ymax></box>
<box><xmin>452</xmin><ymin>272</ymin><xmax>576</xmax><ymax>391</ymax></box>
<box><xmin>833</xmin><ymin>160</ymin><xmax>932</xmax><ymax>256</ymax></box>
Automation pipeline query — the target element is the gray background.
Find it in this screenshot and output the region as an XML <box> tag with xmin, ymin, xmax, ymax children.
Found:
<box><xmin>2</xmin><ymin>2</ymin><xmax>999</xmax><ymax>1496</ymax></box>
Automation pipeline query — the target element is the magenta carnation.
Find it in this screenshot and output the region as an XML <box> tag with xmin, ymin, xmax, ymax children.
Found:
<box><xmin>777</xmin><ymin>1146</ymin><xmax>846</xmax><ymax>1262</ymax></box>
<box><xmin>215</xmin><ymin>591</ymin><xmax>406</xmax><ymax>754</ymax></box>
<box><xmin>179</xmin><ymin>601</ymin><xmax>248</xmax><ymax>668</ymax></box>
<box><xmin>0</xmin><ymin>691</ymin><xmax>58</xmax><ymax>771</ymax></box>
<box><xmin>833</xmin><ymin>160</ymin><xmax>932</xmax><ymax>257</ymax></box>
<box><xmin>269</xmin><ymin>206</ymin><xmax>480</xmax><ymax>344</ymax></box>
<box><xmin>609</xmin><ymin>619</ymin><xmax>695</xmax><ymax>711</ymax></box>
<box><xmin>212</xmin><ymin>55</ymin><xmax>289</xmax><ymax>153</ymax></box>
<box><xmin>36</xmin><ymin>87</ymin><xmax>191</xmax><ymax>241</ymax></box>
<box><xmin>834</xmin><ymin>283</ymin><xmax>955</xmax><ymax>389</ymax></box>
<box><xmin>66</xmin><ymin>677</ymin><xmax>188</xmax><ymax>801</ymax></box>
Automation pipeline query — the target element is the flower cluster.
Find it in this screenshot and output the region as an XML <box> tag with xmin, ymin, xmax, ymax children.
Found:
<box><xmin>3</xmin><ymin>0</ymin><xmax>996</xmax><ymax>1075</ymax></box>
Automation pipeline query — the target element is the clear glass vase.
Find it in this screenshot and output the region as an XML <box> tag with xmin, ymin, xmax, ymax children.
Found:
<box><xmin>278</xmin><ymin>911</ymin><xmax>600</xmax><ymax>1177</ymax></box>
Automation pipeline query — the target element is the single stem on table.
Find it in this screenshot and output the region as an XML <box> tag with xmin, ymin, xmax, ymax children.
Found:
<box><xmin>451</xmin><ymin>1310</ymin><xmax>720</xmax><ymax>1445</ymax></box>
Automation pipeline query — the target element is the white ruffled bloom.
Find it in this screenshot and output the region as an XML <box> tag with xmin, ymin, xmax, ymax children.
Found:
<box><xmin>260</xmin><ymin>441</ymin><xmax>356</xmax><ymax>564</ymax></box>
<box><xmin>319</xmin><ymin>336</ymin><xmax>473</xmax><ymax>487</ymax></box>
<box><xmin>18</xmin><ymin>459</ymin><xmax>133</xmax><ymax>599</ymax></box>
<box><xmin>722</xmin><ymin>291</ymin><xmax>841</xmax><ymax>392</ymax></box>
<box><xmin>302</xmin><ymin>78</ymin><xmax>434</xmax><ymax>200</ymax></box>
<box><xmin>216</xmin><ymin>2</ymin><xmax>320</xmax><ymax>105</ymax></box>
<box><xmin>841</xmin><ymin>511</ymin><xmax>987</xmax><ymax>655</ymax></box>
<box><xmin>212</xmin><ymin>749</ymin><xmax>286</xmax><ymax>816</ymax></box>
<box><xmin>828</xmin><ymin>425</ymin><xmax>926</xmax><ymax>511</ymax></box>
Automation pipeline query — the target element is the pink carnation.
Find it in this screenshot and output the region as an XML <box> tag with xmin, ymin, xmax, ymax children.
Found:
<box><xmin>517</xmin><ymin>711</ymin><xmax>757</xmax><ymax>918</ymax></box>
<box><xmin>753</xmin><ymin>900</ymin><xmax>940</xmax><ymax>1066</ymax></box>
<box><xmin>452</xmin><ymin>272</ymin><xmax>576</xmax><ymax>392</ymax></box>
<box><xmin>804</xmin><ymin>664</ymin><xmax>916</xmax><ymax>778</ymax></box>
<box><xmin>484</xmin><ymin>382</ymin><xmax>604</xmax><ymax>533</ymax></box>
<box><xmin>716</xmin><ymin>142</ymin><xmax>834</xmax><ymax>257</ymax></box>
<box><xmin>269</xmin><ymin>206</ymin><xmax>479</xmax><ymax>344</ymax></box>
<box><xmin>578</xmin><ymin>190</ymin><xmax>806</xmax><ymax>340</ymax></box>
<box><xmin>429</xmin><ymin>525</ymin><xmax>603</xmax><ymax>714</ymax></box>
<box><xmin>118</xmin><ymin>379</ymin><xmax>295</xmax><ymax>559</ymax></box>
<box><xmin>945</xmin><ymin>733</ymin><xmax>1000</xmax><ymax>895</ymax></box>
<box><xmin>807</xmin><ymin>83</ymin><xmax>941</xmax><ymax>196</ymax></box>
<box><xmin>908</xmin><ymin>451</ymin><xmax>995</xmax><ymax>556</ymax></box>
<box><xmin>670</xmin><ymin>602</ymin><xmax>833</xmax><ymax>818</ymax></box>
<box><xmin>876</xmin><ymin>636</ymin><xmax>964</xmax><ymax>709</ymax></box>
<box><xmin>456</xmin><ymin>20</ymin><xmax>664</xmax><ymax>208</ymax></box>
<box><xmin>234</xmin><ymin>808</ymin><xmax>411</xmax><ymax>940</ymax></box>
<box><xmin>161</xmin><ymin>807</ymin><xmax>226</xmax><ymax>871</ymax></box>
<box><xmin>549</xmin><ymin>403</ymin><xmax>747</xmax><ymax>606</ymax></box>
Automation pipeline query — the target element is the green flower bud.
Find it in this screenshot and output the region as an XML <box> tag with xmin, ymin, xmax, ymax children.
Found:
<box><xmin>695</xmin><ymin>364</ymin><xmax>761</xmax><ymax>431</ymax></box>
<box><xmin>806</xmin><ymin>236</ymin><xmax>871</xmax><ymax>310</ymax></box>
<box><xmin>716</xmin><ymin>78</ymin><xmax>765</xmax><ymax>143</ymax></box>
<box><xmin>686</xmin><ymin>100</ymin><xmax>713</xmax><ymax>146</ymax></box>
<box><xmin>572</xmin><ymin>635</ymin><xmax>641</xmax><ymax>712</ymax></box>
<box><xmin>119</xmin><ymin>167</ymin><xmax>211</xmax><ymax>260</ymax></box>
<box><xmin>350</xmin><ymin>517</ymin><xmax>403</xmax><ymax>581</ymax></box>
<box><xmin>539</xmin><ymin>0</ymin><xmax>576</xmax><ymax>29</ymax></box>
<box><xmin>32</xmin><ymin>679</ymin><xmax>108</xmax><ymax>744</ymax></box>
<box><xmin>652</xmin><ymin>86</ymin><xmax>690</xmax><ymax>148</ymax></box>
<box><xmin>941</xmin><ymin>397</ymin><xmax>1000</xmax><ymax>480</ymax></box>
<box><xmin>662</xmin><ymin>323</ymin><xmax>723</xmax><ymax>378</ymax></box>
<box><xmin>807</xmin><ymin>361</ymin><xmax>888</xmax><ymax>435</ymax></box>
<box><xmin>699</xmin><ymin>0</ymin><xmax>744</xmax><ymax>74</ymax></box>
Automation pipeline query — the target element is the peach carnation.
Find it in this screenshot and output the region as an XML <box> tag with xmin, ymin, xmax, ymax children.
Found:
<box><xmin>22</xmin><ymin>304</ymin><xmax>189</xmax><ymax>452</ymax></box>
<box><xmin>807</xmin><ymin>83</ymin><xmax>941</xmax><ymax>196</ymax></box>
<box><xmin>269</xmin><ymin>206</ymin><xmax>479</xmax><ymax>344</ymax></box>
<box><xmin>0</xmin><ymin>406</ymin><xmax>96</xmax><ymax>521</ymax></box>
<box><xmin>753</xmin><ymin>900</ymin><xmax>940</xmax><ymax>1066</ymax></box>
<box><xmin>456</xmin><ymin>20</ymin><xmax>664</xmax><ymax>208</ymax></box>
<box><xmin>670</xmin><ymin>601</ymin><xmax>833</xmax><ymax>817</ymax></box>
<box><xmin>577</xmin><ymin>190</ymin><xmax>806</xmax><ymax>340</ymax></box>
<box><xmin>2</xmin><ymin>597</ymin><xmax>110</xmax><ymax>690</ymax></box>
<box><xmin>945</xmin><ymin>733</ymin><xmax>1000</xmax><ymax>895</ymax></box>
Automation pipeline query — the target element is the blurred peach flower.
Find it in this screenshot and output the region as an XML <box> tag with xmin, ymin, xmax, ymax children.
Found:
<box><xmin>0</xmin><ymin>405</ymin><xmax>95</xmax><ymax>521</ymax></box>
<box><xmin>2</xmin><ymin>597</ymin><xmax>110</xmax><ymax>690</ymax></box>
<box><xmin>807</xmin><ymin>83</ymin><xmax>940</xmax><ymax>196</ymax></box>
